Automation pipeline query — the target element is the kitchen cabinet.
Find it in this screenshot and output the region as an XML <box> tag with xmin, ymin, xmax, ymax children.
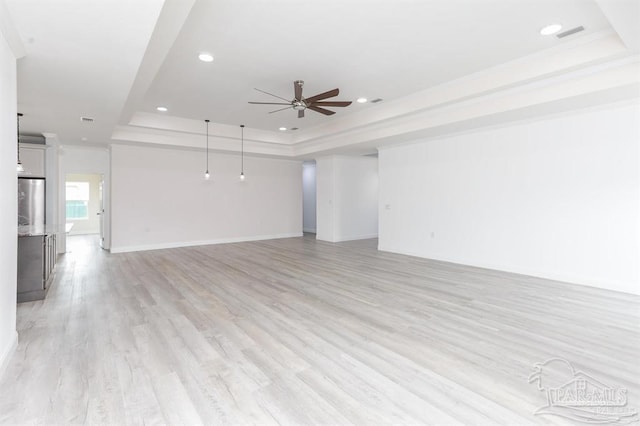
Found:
<box><xmin>18</xmin><ymin>143</ymin><xmax>46</xmax><ymax>177</ymax></box>
<box><xmin>17</xmin><ymin>233</ymin><xmax>57</xmax><ymax>303</ymax></box>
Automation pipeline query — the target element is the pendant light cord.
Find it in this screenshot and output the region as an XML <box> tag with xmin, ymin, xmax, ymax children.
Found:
<box><xmin>17</xmin><ymin>113</ymin><xmax>23</xmax><ymax>164</ymax></box>
<box><xmin>205</xmin><ymin>119</ymin><xmax>210</xmax><ymax>173</ymax></box>
<box><xmin>240</xmin><ymin>124</ymin><xmax>245</xmax><ymax>174</ymax></box>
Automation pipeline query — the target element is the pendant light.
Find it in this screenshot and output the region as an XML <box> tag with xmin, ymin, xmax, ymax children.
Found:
<box><xmin>239</xmin><ymin>124</ymin><xmax>245</xmax><ymax>181</ymax></box>
<box><xmin>204</xmin><ymin>119</ymin><xmax>210</xmax><ymax>180</ymax></box>
<box><xmin>16</xmin><ymin>113</ymin><xmax>24</xmax><ymax>173</ymax></box>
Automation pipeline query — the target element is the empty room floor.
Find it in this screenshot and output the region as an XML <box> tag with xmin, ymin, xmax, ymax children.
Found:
<box><xmin>0</xmin><ymin>235</ymin><xmax>638</xmax><ymax>425</ymax></box>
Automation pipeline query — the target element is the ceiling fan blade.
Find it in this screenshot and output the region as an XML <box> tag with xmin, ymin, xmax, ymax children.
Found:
<box><xmin>248</xmin><ymin>102</ymin><xmax>291</xmax><ymax>105</ymax></box>
<box><xmin>308</xmin><ymin>105</ymin><xmax>336</xmax><ymax>116</ymax></box>
<box><xmin>298</xmin><ymin>110</ymin><xmax>304</xmax><ymax>118</ymax></box>
<box><xmin>294</xmin><ymin>81</ymin><xmax>303</xmax><ymax>101</ymax></box>
<box><xmin>310</xmin><ymin>101</ymin><xmax>352</xmax><ymax>107</ymax></box>
<box><xmin>268</xmin><ymin>106</ymin><xmax>292</xmax><ymax>114</ymax></box>
<box><xmin>305</xmin><ymin>88</ymin><xmax>339</xmax><ymax>103</ymax></box>
<box><xmin>253</xmin><ymin>88</ymin><xmax>291</xmax><ymax>102</ymax></box>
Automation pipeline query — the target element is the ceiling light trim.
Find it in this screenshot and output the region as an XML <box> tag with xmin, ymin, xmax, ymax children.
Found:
<box><xmin>540</xmin><ymin>23</ymin><xmax>563</xmax><ymax>36</ymax></box>
<box><xmin>198</xmin><ymin>52</ymin><xmax>214</xmax><ymax>62</ymax></box>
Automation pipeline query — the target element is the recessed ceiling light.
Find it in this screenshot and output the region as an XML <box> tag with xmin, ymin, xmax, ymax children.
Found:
<box><xmin>540</xmin><ymin>24</ymin><xmax>563</xmax><ymax>36</ymax></box>
<box><xmin>156</xmin><ymin>106</ymin><xmax>168</xmax><ymax>112</ymax></box>
<box><xmin>279</xmin><ymin>127</ymin><xmax>287</xmax><ymax>131</ymax></box>
<box><xmin>356</xmin><ymin>97</ymin><xmax>367</xmax><ymax>103</ymax></box>
<box><xmin>198</xmin><ymin>53</ymin><xmax>214</xmax><ymax>62</ymax></box>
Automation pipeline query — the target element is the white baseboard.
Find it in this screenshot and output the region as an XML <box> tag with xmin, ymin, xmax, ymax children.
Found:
<box><xmin>110</xmin><ymin>232</ymin><xmax>304</xmax><ymax>254</ymax></box>
<box><xmin>332</xmin><ymin>233</ymin><xmax>378</xmax><ymax>243</ymax></box>
<box><xmin>68</xmin><ymin>231</ymin><xmax>100</xmax><ymax>236</ymax></box>
<box><xmin>377</xmin><ymin>244</ymin><xmax>640</xmax><ymax>296</ymax></box>
<box><xmin>0</xmin><ymin>331</ymin><xmax>18</xmax><ymax>380</ymax></box>
<box><xmin>318</xmin><ymin>234</ymin><xmax>378</xmax><ymax>243</ymax></box>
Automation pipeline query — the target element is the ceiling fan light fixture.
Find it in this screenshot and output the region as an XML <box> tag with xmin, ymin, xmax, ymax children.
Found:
<box><xmin>249</xmin><ymin>81</ymin><xmax>352</xmax><ymax>118</ymax></box>
<box><xmin>198</xmin><ymin>52</ymin><xmax>214</xmax><ymax>62</ymax></box>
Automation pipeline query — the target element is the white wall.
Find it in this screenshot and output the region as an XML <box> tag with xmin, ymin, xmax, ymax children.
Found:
<box><xmin>58</xmin><ymin>146</ymin><xmax>110</xmax><ymax>252</ymax></box>
<box><xmin>302</xmin><ymin>162</ymin><xmax>317</xmax><ymax>233</ymax></box>
<box><xmin>0</xmin><ymin>24</ymin><xmax>18</xmax><ymax>377</ymax></box>
<box><xmin>316</xmin><ymin>157</ymin><xmax>334</xmax><ymax>241</ymax></box>
<box><xmin>316</xmin><ymin>155</ymin><xmax>379</xmax><ymax>242</ymax></box>
<box><xmin>379</xmin><ymin>101</ymin><xmax>640</xmax><ymax>295</ymax></box>
<box><xmin>45</xmin><ymin>137</ymin><xmax>59</xmax><ymax>232</ymax></box>
<box><xmin>110</xmin><ymin>144</ymin><xmax>302</xmax><ymax>252</ymax></box>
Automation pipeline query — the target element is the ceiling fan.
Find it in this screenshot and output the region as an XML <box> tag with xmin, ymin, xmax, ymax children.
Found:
<box><xmin>249</xmin><ymin>80</ymin><xmax>352</xmax><ymax>118</ymax></box>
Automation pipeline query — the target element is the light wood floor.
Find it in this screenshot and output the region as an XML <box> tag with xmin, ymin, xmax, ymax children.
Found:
<box><xmin>1</xmin><ymin>234</ymin><xmax>638</xmax><ymax>425</ymax></box>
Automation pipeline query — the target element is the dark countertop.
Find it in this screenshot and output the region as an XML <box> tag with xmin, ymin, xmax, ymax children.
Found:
<box><xmin>18</xmin><ymin>223</ymin><xmax>74</xmax><ymax>237</ymax></box>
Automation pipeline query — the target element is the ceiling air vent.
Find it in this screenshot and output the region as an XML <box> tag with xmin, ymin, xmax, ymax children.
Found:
<box><xmin>291</xmin><ymin>127</ymin><xmax>299</xmax><ymax>131</ymax></box>
<box><xmin>80</xmin><ymin>116</ymin><xmax>94</xmax><ymax>123</ymax></box>
<box><xmin>371</xmin><ymin>98</ymin><xmax>384</xmax><ymax>103</ymax></box>
<box><xmin>556</xmin><ymin>26</ymin><xmax>584</xmax><ymax>38</ymax></box>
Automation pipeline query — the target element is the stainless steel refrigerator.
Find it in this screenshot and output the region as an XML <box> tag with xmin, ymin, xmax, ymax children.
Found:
<box><xmin>17</xmin><ymin>177</ymin><xmax>51</xmax><ymax>303</ymax></box>
<box><xmin>18</xmin><ymin>177</ymin><xmax>46</xmax><ymax>227</ymax></box>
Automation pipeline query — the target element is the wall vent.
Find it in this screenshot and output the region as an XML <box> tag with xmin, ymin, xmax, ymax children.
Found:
<box><xmin>80</xmin><ymin>116</ymin><xmax>94</xmax><ymax>123</ymax></box>
<box><xmin>371</xmin><ymin>98</ymin><xmax>384</xmax><ymax>103</ymax></box>
<box><xmin>556</xmin><ymin>26</ymin><xmax>584</xmax><ymax>38</ymax></box>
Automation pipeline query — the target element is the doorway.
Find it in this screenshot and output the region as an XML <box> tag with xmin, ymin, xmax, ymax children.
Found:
<box><xmin>65</xmin><ymin>173</ymin><xmax>104</xmax><ymax>247</ymax></box>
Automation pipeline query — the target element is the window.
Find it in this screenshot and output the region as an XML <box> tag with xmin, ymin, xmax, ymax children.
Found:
<box><xmin>66</xmin><ymin>182</ymin><xmax>90</xmax><ymax>220</ymax></box>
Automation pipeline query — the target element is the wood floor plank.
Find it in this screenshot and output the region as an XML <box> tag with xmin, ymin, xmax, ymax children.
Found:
<box><xmin>0</xmin><ymin>234</ymin><xmax>638</xmax><ymax>425</ymax></box>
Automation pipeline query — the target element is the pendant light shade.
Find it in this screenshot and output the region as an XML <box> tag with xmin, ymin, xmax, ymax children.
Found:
<box><xmin>204</xmin><ymin>119</ymin><xmax>210</xmax><ymax>180</ymax></box>
<box><xmin>239</xmin><ymin>124</ymin><xmax>245</xmax><ymax>181</ymax></box>
<box><xmin>17</xmin><ymin>113</ymin><xmax>24</xmax><ymax>173</ymax></box>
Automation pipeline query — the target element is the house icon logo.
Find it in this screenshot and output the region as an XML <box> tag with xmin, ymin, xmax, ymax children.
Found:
<box><xmin>529</xmin><ymin>358</ymin><xmax>638</xmax><ymax>423</ymax></box>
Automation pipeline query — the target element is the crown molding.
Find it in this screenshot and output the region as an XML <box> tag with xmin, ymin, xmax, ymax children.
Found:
<box><xmin>112</xmin><ymin>33</ymin><xmax>638</xmax><ymax>159</ymax></box>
